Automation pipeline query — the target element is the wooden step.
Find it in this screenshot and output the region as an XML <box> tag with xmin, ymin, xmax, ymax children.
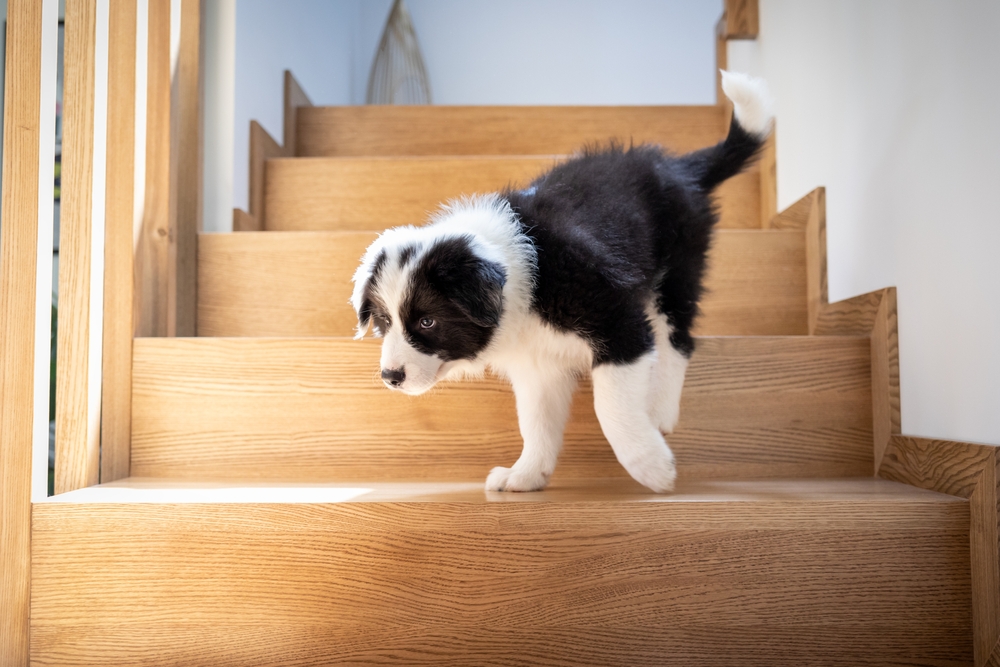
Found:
<box><xmin>262</xmin><ymin>156</ymin><xmax>762</xmax><ymax>231</ymax></box>
<box><xmin>130</xmin><ymin>336</ymin><xmax>873</xmax><ymax>481</ymax></box>
<box><xmin>295</xmin><ymin>105</ymin><xmax>729</xmax><ymax>157</ymax></box>
<box><xmin>197</xmin><ymin>229</ymin><xmax>807</xmax><ymax>338</ymax></box>
<box><xmin>32</xmin><ymin>477</ymin><xmax>971</xmax><ymax>665</ymax></box>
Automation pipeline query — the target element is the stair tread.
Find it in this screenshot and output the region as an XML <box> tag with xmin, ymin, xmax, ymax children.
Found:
<box><xmin>45</xmin><ymin>476</ymin><xmax>959</xmax><ymax>506</ymax></box>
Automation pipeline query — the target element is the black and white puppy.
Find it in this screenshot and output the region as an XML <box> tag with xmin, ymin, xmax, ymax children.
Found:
<box><xmin>352</xmin><ymin>71</ymin><xmax>774</xmax><ymax>493</ymax></box>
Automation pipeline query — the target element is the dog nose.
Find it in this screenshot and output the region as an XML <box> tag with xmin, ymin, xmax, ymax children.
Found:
<box><xmin>381</xmin><ymin>367</ymin><xmax>406</xmax><ymax>387</ymax></box>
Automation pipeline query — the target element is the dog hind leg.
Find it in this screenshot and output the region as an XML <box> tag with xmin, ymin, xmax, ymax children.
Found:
<box><xmin>485</xmin><ymin>361</ymin><xmax>577</xmax><ymax>492</ymax></box>
<box><xmin>647</xmin><ymin>312</ymin><xmax>690</xmax><ymax>434</ymax></box>
<box><xmin>593</xmin><ymin>352</ymin><xmax>678</xmax><ymax>493</ymax></box>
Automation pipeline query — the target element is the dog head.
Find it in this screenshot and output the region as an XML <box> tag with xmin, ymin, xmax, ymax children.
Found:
<box><xmin>351</xmin><ymin>229</ymin><xmax>507</xmax><ymax>395</ymax></box>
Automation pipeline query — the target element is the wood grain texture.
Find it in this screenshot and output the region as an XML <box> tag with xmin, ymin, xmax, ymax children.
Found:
<box><xmin>101</xmin><ymin>0</ymin><xmax>137</xmax><ymax>483</ymax></box>
<box><xmin>263</xmin><ymin>156</ymin><xmax>761</xmax><ymax>231</ymax></box>
<box><xmin>296</xmin><ymin>105</ymin><xmax>728</xmax><ymax>157</ymax></box>
<box><xmin>196</xmin><ymin>229</ymin><xmax>806</xmax><ymax>338</ymax></box>
<box><xmin>30</xmin><ymin>478</ymin><xmax>971</xmax><ymax>666</ymax></box>
<box><xmin>768</xmin><ymin>187</ymin><xmax>815</xmax><ymax>230</ymax></box>
<box><xmin>880</xmin><ymin>435</ymin><xmax>1000</xmax><ymax>667</ymax></box>
<box><xmin>724</xmin><ymin>0</ymin><xmax>760</xmax><ymax>38</ymax></box>
<box><xmin>283</xmin><ymin>69</ymin><xmax>311</xmax><ymax>157</ymax></box>
<box><xmin>804</xmin><ymin>187</ymin><xmax>828</xmax><ymax>334</ymax></box>
<box><xmin>758</xmin><ymin>129</ymin><xmax>777</xmax><ymax>225</ymax></box>
<box><xmin>0</xmin><ymin>0</ymin><xmax>44</xmax><ymax>660</ymax></box>
<box><xmin>870</xmin><ymin>287</ymin><xmax>901</xmax><ymax>470</ymax></box>
<box><xmin>167</xmin><ymin>0</ymin><xmax>202</xmax><ymax>337</ymax></box>
<box><xmin>248</xmin><ymin>120</ymin><xmax>282</xmax><ymax>225</ymax></box>
<box><xmin>130</xmin><ymin>336</ymin><xmax>873</xmax><ymax>481</ymax></box>
<box><xmin>232</xmin><ymin>207</ymin><xmax>259</xmax><ymax>232</ymax></box>
<box><xmin>134</xmin><ymin>0</ymin><xmax>172</xmax><ymax>336</ymax></box>
<box><xmin>56</xmin><ymin>0</ymin><xmax>101</xmax><ymax>493</ymax></box>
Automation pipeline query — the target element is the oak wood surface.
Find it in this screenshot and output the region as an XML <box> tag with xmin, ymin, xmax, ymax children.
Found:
<box><xmin>167</xmin><ymin>0</ymin><xmax>202</xmax><ymax>336</ymax></box>
<box><xmin>296</xmin><ymin>105</ymin><xmax>728</xmax><ymax>157</ymax></box>
<box><xmin>870</xmin><ymin>288</ymin><xmax>901</xmax><ymax>469</ymax></box>
<box><xmin>758</xmin><ymin>129</ymin><xmax>777</xmax><ymax>225</ymax></box>
<box><xmin>283</xmin><ymin>69</ymin><xmax>311</xmax><ymax>157</ymax></box>
<box><xmin>134</xmin><ymin>0</ymin><xmax>172</xmax><ymax>336</ymax></box>
<box><xmin>263</xmin><ymin>156</ymin><xmax>762</xmax><ymax>231</ymax></box>
<box><xmin>248</xmin><ymin>120</ymin><xmax>282</xmax><ymax>225</ymax></box>
<box><xmin>56</xmin><ymin>0</ymin><xmax>101</xmax><ymax>494</ymax></box>
<box><xmin>101</xmin><ymin>0</ymin><xmax>137</xmax><ymax>483</ymax></box>
<box><xmin>0</xmin><ymin>0</ymin><xmax>45</xmax><ymax>660</ymax></box>
<box><xmin>30</xmin><ymin>477</ymin><xmax>970</xmax><ymax>666</ymax></box>
<box><xmin>724</xmin><ymin>0</ymin><xmax>760</xmax><ymax>38</ymax></box>
<box><xmin>880</xmin><ymin>435</ymin><xmax>1000</xmax><ymax>666</ymax></box>
<box><xmin>196</xmin><ymin>229</ymin><xmax>806</xmax><ymax>338</ymax></box>
<box><xmin>130</xmin><ymin>336</ymin><xmax>873</xmax><ymax>481</ymax></box>
<box><xmin>232</xmin><ymin>207</ymin><xmax>259</xmax><ymax>232</ymax></box>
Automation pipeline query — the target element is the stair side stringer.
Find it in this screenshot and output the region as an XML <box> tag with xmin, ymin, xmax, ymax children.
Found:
<box><xmin>774</xmin><ymin>186</ymin><xmax>999</xmax><ymax>667</ymax></box>
<box><xmin>233</xmin><ymin>71</ymin><xmax>312</xmax><ymax>232</ymax></box>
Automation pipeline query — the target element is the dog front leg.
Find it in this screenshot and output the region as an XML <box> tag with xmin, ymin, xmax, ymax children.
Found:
<box><xmin>485</xmin><ymin>363</ymin><xmax>577</xmax><ymax>492</ymax></box>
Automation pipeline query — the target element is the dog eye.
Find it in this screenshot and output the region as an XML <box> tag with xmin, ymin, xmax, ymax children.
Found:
<box><xmin>419</xmin><ymin>317</ymin><xmax>435</xmax><ymax>329</ymax></box>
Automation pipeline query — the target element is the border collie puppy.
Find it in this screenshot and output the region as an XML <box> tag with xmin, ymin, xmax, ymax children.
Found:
<box><xmin>351</xmin><ymin>71</ymin><xmax>774</xmax><ymax>493</ymax></box>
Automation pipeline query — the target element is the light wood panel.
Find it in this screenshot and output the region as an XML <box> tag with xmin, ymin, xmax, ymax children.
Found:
<box><xmin>31</xmin><ymin>478</ymin><xmax>970</xmax><ymax>665</ymax></box>
<box><xmin>724</xmin><ymin>0</ymin><xmax>760</xmax><ymax>38</ymax></box>
<box><xmin>758</xmin><ymin>129</ymin><xmax>777</xmax><ymax>225</ymax></box>
<box><xmin>56</xmin><ymin>0</ymin><xmax>101</xmax><ymax>494</ymax></box>
<box><xmin>296</xmin><ymin>105</ymin><xmax>728</xmax><ymax>157</ymax></box>
<box><xmin>134</xmin><ymin>0</ymin><xmax>172</xmax><ymax>336</ymax></box>
<box><xmin>0</xmin><ymin>0</ymin><xmax>46</xmax><ymax>659</ymax></box>
<box><xmin>101</xmin><ymin>0</ymin><xmax>137</xmax><ymax>483</ymax></box>
<box><xmin>130</xmin><ymin>336</ymin><xmax>872</xmax><ymax>481</ymax></box>
<box><xmin>231</xmin><ymin>207</ymin><xmax>259</xmax><ymax>232</ymax></box>
<box><xmin>248</xmin><ymin>120</ymin><xmax>282</xmax><ymax>226</ymax></box>
<box><xmin>263</xmin><ymin>156</ymin><xmax>762</xmax><ymax>231</ymax></box>
<box><xmin>196</xmin><ymin>229</ymin><xmax>806</xmax><ymax>338</ymax></box>
<box><xmin>870</xmin><ymin>288</ymin><xmax>901</xmax><ymax>469</ymax></box>
<box><xmin>283</xmin><ymin>69</ymin><xmax>311</xmax><ymax>157</ymax></box>
<box><xmin>167</xmin><ymin>0</ymin><xmax>202</xmax><ymax>336</ymax></box>
<box><xmin>880</xmin><ymin>436</ymin><xmax>1000</xmax><ymax>667</ymax></box>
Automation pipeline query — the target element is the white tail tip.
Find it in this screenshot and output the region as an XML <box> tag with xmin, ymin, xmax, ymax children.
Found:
<box><xmin>720</xmin><ymin>70</ymin><xmax>774</xmax><ymax>138</ymax></box>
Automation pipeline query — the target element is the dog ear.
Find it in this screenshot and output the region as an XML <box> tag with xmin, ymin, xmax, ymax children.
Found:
<box><xmin>424</xmin><ymin>237</ymin><xmax>506</xmax><ymax>327</ymax></box>
<box><xmin>351</xmin><ymin>247</ymin><xmax>387</xmax><ymax>339</ymax></box>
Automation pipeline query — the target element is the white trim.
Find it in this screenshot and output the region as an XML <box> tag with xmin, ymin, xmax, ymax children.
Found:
<box><xmin>32</xmin><ymin>0</ymin><xmax>60</xmax><ymax>502</ymax></box>
<box><xmin>202</xmin><ymin>0</ymin><xmax>235</xmax><ymax>232</ymax></box>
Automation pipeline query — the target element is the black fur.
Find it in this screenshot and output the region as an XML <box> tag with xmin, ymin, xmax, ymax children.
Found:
<box><xmin>505</xmin><ymin>118</ymin><xmax>765</xmax><ymax>364</ymax></box>
<box><xmin>400</xmin><ymin>236</ymin><xmax>507</xmax><ymax>361</ymax></box>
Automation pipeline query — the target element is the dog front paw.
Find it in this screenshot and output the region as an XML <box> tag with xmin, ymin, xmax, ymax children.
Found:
<box><xmin>485</xmin><ymin>466</ymin><xmax>549</xmax><ymax>492</ymax></box>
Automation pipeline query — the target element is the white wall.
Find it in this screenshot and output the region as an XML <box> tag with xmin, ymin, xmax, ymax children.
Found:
<box><xmin>231</xmin><ymin>0</ymin><xmax>358</xmax><ymax>213</ymax></box>
<box><xmin>729</xmin><ymin>0</ymin><xmax>1000</xmax><ymax>445</ymax></box>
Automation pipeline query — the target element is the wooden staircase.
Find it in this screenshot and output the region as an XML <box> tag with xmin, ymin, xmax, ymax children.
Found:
<box><xmin>28</xmin><ymin>78</ymin><xmax>996</xmax><ymax>666</ymax></box>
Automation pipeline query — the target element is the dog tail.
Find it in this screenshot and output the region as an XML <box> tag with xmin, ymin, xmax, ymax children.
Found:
<box><xmin>680</xmin><ymin>71</ymin><xmax>774</xmax><ymax>191</ymax></box>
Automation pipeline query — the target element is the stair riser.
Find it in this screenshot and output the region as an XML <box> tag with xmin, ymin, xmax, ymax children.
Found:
<box><xmin>263</xmin><ymin>157</ymin><xmax>761</xmax><ymax>231</ymax></box>
<box><xmin>130</xmin><ymin>337</ymin><xmax>873</xmax><ymax>480</ymax></box>
<box><xmin>31</xmin><ymin>501</ymin><xmax>972</xmax><ymax>666</ymax></box>
<box><xmin>296</xmin><ymin>105</ymin><xmax>730</xmax><ymax>157</ymax></box>
<box><xmin>197</xmin><ymin>230</ymin><xmax>807</xmax><ymax>338</ymax></box>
